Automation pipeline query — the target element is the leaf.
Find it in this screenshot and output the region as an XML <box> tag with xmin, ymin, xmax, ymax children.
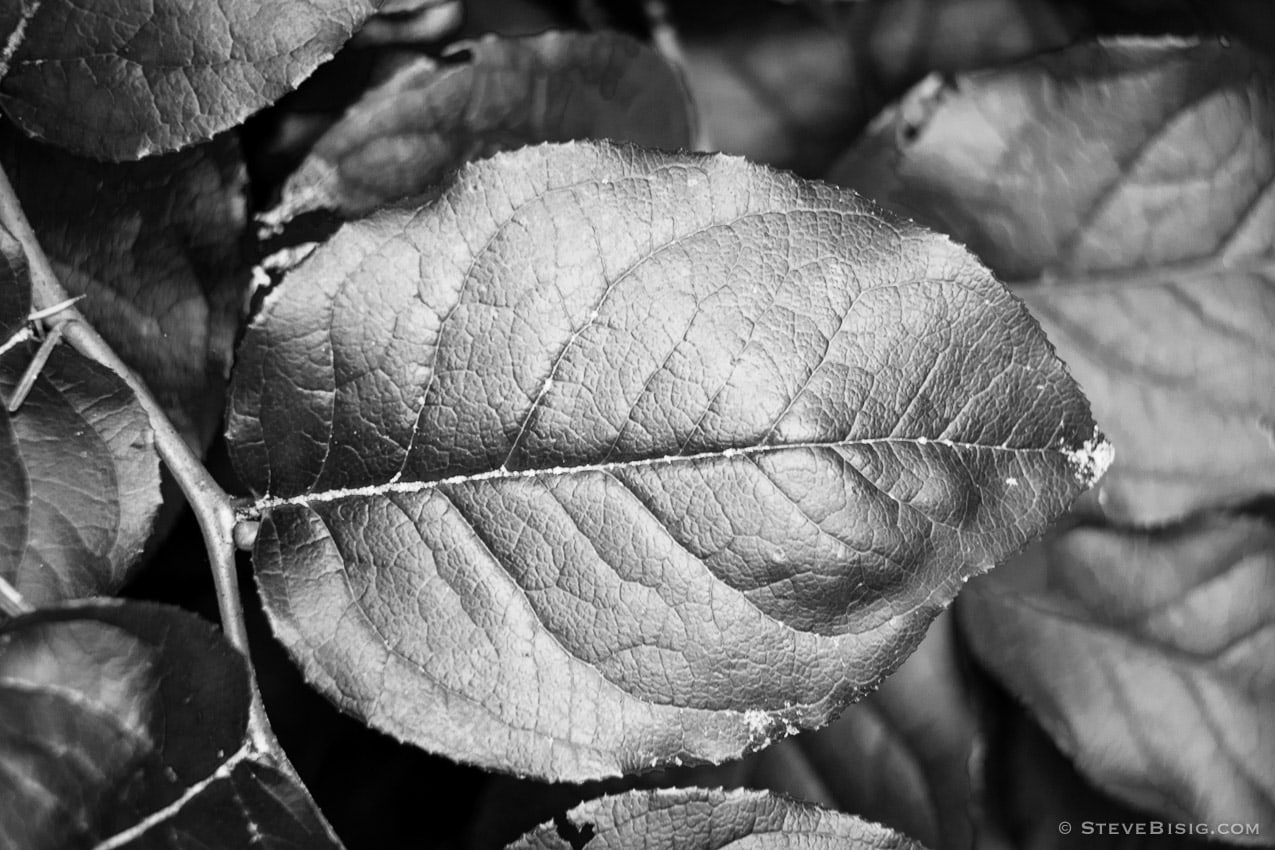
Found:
<box><xmin>829</xmin><ymin>39</ymin><xmax>1275</xmax><ymax>525</ymax></box>
<box><xmin>0</xmin><ymin>236</ymin><xmax>160</xmax><ymax>604</ymax></box>
<box><xmin>0</xmin><ymin>600</ymin><xmax>343</xmax><ymax>849</ymax></box>
<box><xmin>0</xmin><ymin>223</ymin><xmax>29</xmax><ymax>342</ymax></box>
<box><xmin>958</xmin><ymin>517</ymin><xmax>1275</xmax><ymax>836</ymax></box>
<box><xmin>740</xmin><ymin>612</ymin><xmax>1007</xmax><ymax>850</ymax></box>
<box><xmin>228</xmin><ymin>141</ymin><xmax>1104</xmax><ymax>781</ymax></box>
<box><xmin>0</xmin><ymin>0</ymin><xmax>379</xmax><ymax>161</ymax></box>
<box><xmin>0</xmin><ymin>125</ymin><xmax>253</xmax><ymax>451</ymax></box>
<box><xmin>505</xmin><ymin>787</ymin><xmax>928</xmax><ymax>850</ymax></box>
<box><xmin>267</xmin><ymin>31</ymin><xmax>695</xmax><ymax>223</ymax></box>
<box><xmin>669</xmin><ymin>0</ymin><xmax>1086</xmax><ymax>174</ymax></box>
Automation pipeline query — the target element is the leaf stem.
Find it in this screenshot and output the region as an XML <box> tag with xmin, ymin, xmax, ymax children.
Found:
<box><xmin>0</xmin><ymin>163</ymin><xmax>280</xmax><ymax>760</ymax></box>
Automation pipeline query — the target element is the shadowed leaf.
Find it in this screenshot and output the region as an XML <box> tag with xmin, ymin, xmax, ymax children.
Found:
<box><xmin>831</xmin><ymin>39</ymin><xmax>1275</xmax><ymax>525</ymax></box>
<box><xmin>0</xmin><ymin>600</ymin><xmax>343</xmax><ymax>849</ymax></box>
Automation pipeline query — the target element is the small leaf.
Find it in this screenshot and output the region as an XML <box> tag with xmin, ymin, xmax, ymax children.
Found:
<box><xmin>830</xmin><ymin>39</ymin><xmax>1275</xmax><ymax>525</ymax></box>
<box><xmin>958</xmin><ymin>518</ymin><xmax>1275</xmax><ymax>836</ymax></box>
<box><xmin>0</xmin><ymin>600</ymin><xmax>343</xmax><ymax>849</ymax></box>
<box><xmin>0</xmin><ymin>125</ymin><xmax>253</xmax><ymax>451</ymax></box>
<box><xmin>268</xmin><ymin>31</ymin><xmax>695</xmax><ymax>223</ymax></box>
<box><xmin>228</xmin><ymin>141</ymin><xmax>1104</xmax><ymax>781</ymax></box>
<box><xmin>506</xmin><ymin>787</ymin><xmax>928</xmax><ymax>850</ymax></box>
<box><xmin>0</xmin><ymin>0</ymin><xmax>379</xmax><ymax>160</ymax></box>
<box><xmin>0</xmin><ymin>236</ymin><xmax>160</xmax><ymax>604</ymax></box>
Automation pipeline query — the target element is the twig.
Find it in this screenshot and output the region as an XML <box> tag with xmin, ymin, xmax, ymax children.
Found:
<box><xmin>0</xmin><ymin>574</ymin><xmax>33</xmax><ymax>619</ymax></box>
<box><xmin>0</xmin><ymin>163</ymin><xmax>280</xmax><ymax>760</ymax></box>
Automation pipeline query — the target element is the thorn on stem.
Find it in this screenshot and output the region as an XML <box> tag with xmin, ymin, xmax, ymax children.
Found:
<box><xmin>6</xmin><ymin>321</ymin><xmax>65</xmax><ymax>413</ymax></box>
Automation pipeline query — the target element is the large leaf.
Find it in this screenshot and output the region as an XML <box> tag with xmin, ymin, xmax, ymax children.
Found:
<box><xmin>506</xmin><ymin>788</ymin><xmax>927</xmax><ymax>850</ymax></box>
<box><xmin>228</xmin><ymin>141</ymin><xmax>1106</xmax><ymax>781</ymax></box>
<box><xmin>0</xmin><ymin>600</ymin><xmax>343</xmax><ymax>849</ymax></box>
<box><xmin>830</xmin><ymin>39</ymin><xmax>1275</xmax><ymax>525</ymax></box>
<box><xmin>268</xmin><ymin>31</ymin><xmax>695</xmax><ymax>223</ymax></box>
<box><xmin>958</xmin><ymin>518</ymin><xmax>1275</xmax><ymax>837</ymax></box>
<box><xmin>0</xmin><ymin>235</ymin><xmax>160</xmax><ymax>605</ymax></box>
<box><xmin>0</xmin><ymin>125</ymin><xmax>253</xmax><ymax>451</ymax></box>
<box><xmin>0</xmin><ymin>0</ymin><xmax>379</xmax><ymax>161</ymax></box>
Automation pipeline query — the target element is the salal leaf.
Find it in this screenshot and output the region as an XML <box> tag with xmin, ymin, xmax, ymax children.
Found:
<box><xmin>0</xmin><ymin>600</ymin><xmax>343</xmax><ymax>850</ymax></box>
<box><xmin>506</xmin><ymin>788</ymin><xmax>928</xmax><ymax>850</ymax></box>
<box><xmin>958</xmin><ymin>518</ymin><xmax>1275</xmax><ymax>837</ymax></box>
<box><xmin>228</xmin><ymin>141</ymin><xmax>1106</xmax><ymax>781</ymax></box>
<box><xmin>0</xmin><ymin>125</ymin><xmax>253</xmax><ymax>451</ymax></box>
<box><xmin>830</xmin><ymin>39</ymin><xmax>1275</xmax><ymax>525</ymax></box>
<box><xmin>0</xmin><ymin>238</ymin><xmax>160</xmax><ymax>604</ymax></box>
<box><xmin>268</xmin><ymin>31</ymin><xmax>694</xmax><ymax>224</ymax></box>
<box><xmin>0</xmin><ymin>0</ymin><xmax>378</xmax><ymax>161</ymax></box>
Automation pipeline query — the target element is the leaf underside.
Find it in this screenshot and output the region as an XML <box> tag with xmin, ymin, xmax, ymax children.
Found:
<box><xmin>228</xmin><ymin>141</ymin><xmax>1103</xmax><ymax>781</ymax></box>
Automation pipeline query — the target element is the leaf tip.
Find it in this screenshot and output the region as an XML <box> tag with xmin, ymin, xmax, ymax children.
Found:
<box><xmin>1063</xmin><ymin>428</ymin><xmax>1114</xmax><ymax>489</ymax></box>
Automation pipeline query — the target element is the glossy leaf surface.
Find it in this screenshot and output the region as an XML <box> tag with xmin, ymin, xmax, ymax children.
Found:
<box><xmin>0</xmin><ymin>0</ymin><xmax>378</xmax><ymax>160</ymax></box>
<box><xmin>229</xmin><ymin>141</ymin><xmax>1105</xmax><ymax>781</ymax></box>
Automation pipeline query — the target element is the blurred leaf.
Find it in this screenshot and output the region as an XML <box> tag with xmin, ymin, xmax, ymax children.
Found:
<box><xmin>506</xmin><ymin>787</ymin><xmax>927</xmax><ymax>849</ymax></box>
<box><xmin>0</xmin><ymin>0</ymin><xmax>378</xmax><ymax>160</ymax></box>
<box><xmin>1</xmin><ymin>125</ymin><xmax>253</xmax><ymax>451</ymax></box>
<box><xmin>0</xmin><ymin>600</ymin><xmax>343</xmax><ymax>849</ymax></box>
<box><xmin>267</xmin><ymin>31</ymin><xmax>694</xmax><ymax>223</ymax></box>
<box><xmin>351</xmin><ymin>0</ymin><xmax>463</xmax><ymax>46</ymax></box>
<box><xmin>0</xmin><ymin>234</ymin><xmax>160</xmax><ymax>605</ymax></box>
<box><xmin>959</xmin><ymin>518</ymin><xmax>1275</xmax><ymax>838</ymax></box>
<box><xmin>831</xmin><ymin>39</ymin><xmax>1275</xmax><ymax>525</ymax></box>
<box><xmin>229</xmin><ymin>141</ymin><xmax>1103</xmax><ymax>781</ymax></box>
<box><xmin>743</xmin><ymin>613</ymin><xmax>1007</xmax><ymax>850</ymax></box>
<box><xmin>671</xmin><ymin>0</ymin><xmax>1086</xmax><ymax>173</ymax></box>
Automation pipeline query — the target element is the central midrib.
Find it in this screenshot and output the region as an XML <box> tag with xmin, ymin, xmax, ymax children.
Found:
<box><xmin>254</xmin><ymin>435</ymin><xmax>1059</xmax><ymax>511</ymax></box>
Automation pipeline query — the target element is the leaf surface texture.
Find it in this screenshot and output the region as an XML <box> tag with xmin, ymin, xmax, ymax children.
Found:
<box><xmin>228</xmin><ymin>141</ymin><xmax>1104</xmax><ymax>781</ymax></box>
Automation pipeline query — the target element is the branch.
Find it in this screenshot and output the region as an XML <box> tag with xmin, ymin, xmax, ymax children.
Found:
<box><xmin>0</xmin><ymin>574</ymin><xmax>32</xmax><ymax>619</ymax></box>
<box><xmin>0</xmin><ymin>163</ymin><xmax>280</xmax><ymax>759</ymax></box>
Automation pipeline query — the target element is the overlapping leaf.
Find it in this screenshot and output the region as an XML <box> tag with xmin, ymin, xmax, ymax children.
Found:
<box><xmin>959</xmin><ymin>519</ymin><xmax>1275</xmax><ymax>837</ymax></box>
<box><xmin>830</xmin><ymin>39</ymin><xmax>1275</xmax><ymax>525</ymax></box>
<box><xmin>670</xmin><ymin>0</ymin><xmax>1085</xmax><ymax>175</ymax></box>
<box><xmin>506</xmin><ymin>788</ymin><xmax>928</xmax><ymax>850</ymax></box>
<box><xmin>0</xmin><ymin>600</ymin><xmax>343</xmax><ymax>849</ymax></box>
<box><xmin>0</xmin><ymin>235</ymin><xmax>160</xmax><ymax>605</ymax></box>
<box><xmin>0</xmin><ymin>126</ymin><xmax>253</xmax><ymax>450</ymax></box>
<box><xmin>268</xmin><ymin>31</ymin><xmax>695</xmax><ymax>223</ymax></box>
<box><xmin>0</xmin><ymin>0</ymin><xmax>379</xmax><ymax>160</ymax></box>
<box><xmin>228</xmin><ymin>141</ymin><xmax>1105</xmax><ymax>781</ymax></box>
